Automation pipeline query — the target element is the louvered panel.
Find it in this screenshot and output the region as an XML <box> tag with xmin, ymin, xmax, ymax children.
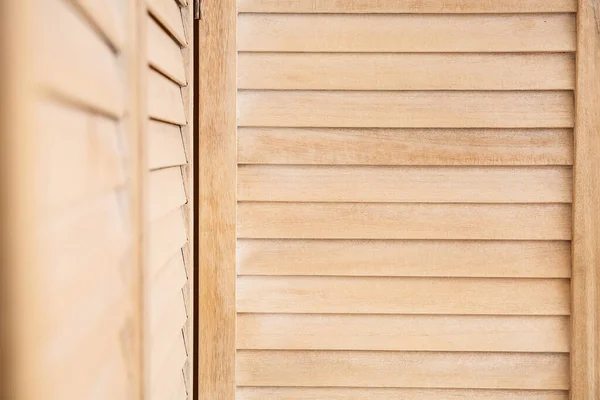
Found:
<box><xmin>238</xmin><ymin>203</ymin><xmax>572</xmax><ymax>240</ymax></box>
<box><xmin>150</xmin><ymin>292</ymin><xmax>188</xmax><ymax>371</ymax></box>
<box><xmin>237</xmin><ymin>276</ymin><xmax>570</xmax><ymax>315</ymax></box>
<box><xmin>237</xmin><ymin>240</ymin><xmax>571</xmax><ymax>278</ymax></box>
<box><xmin>148</xmin><ymin>69</ymin><xmax>187</xmax><ymax>125</ymax></box>
<box><xmin>147</xmin><ymin>0</ymin><xmax>187</xmax><ymax>46</ymax></box>
<box><xmin>150</xmin><ymin>252</ymin><xmax>187</xmax><ymax>332</ymax></box>
<box><xmin>237</xmin><ymin>314</ymin><xmax>569</xmax><ymax>352</ymax></box>
<box><xmin>74</xmin><ymin>0</ymin><xmax>126</xmax><ymax>50</ymax></box>
<box><xmin>237</xmin><ymin>351</ymin><xmax>569</xmax><ymax>389</ymax></box>
<box><xmin>35</xmin><ymin>101</ymin><xmax>125</xmax><ymax>215</ymax></box>
<box><xmin>35</xmin><ymin>0</ymin><xmax>124</xmax><ymax>117</ymax></box>
<box><xmin>238</xmin><ymin>91</ymin><xmax>574</xmax><ymax>128</ymax></box>
<box><xmin>238</xmin><ymin>53</ymin><xmax>575</xmax><ymax>90</ymax></box>
<box><xmin>148</xmin><ymin>167</ymin><xmax>187</xmax><ymax>221</ymax></box>
<box><xmin>173</xmin><ymin>376</ymin><xmax>187</xmax><ymax>400</ymax></box>
<box><xmin>238</xmin><ymin>14</ymin><xmax>576</xmax><ymax>53</ymax></box>
<box><xmin>151</xmin><ymin>335</ymin><xmax>187</xmax><ymax>400</ymax></box>
<box><xmin>237</xmin><ymin>388</ymin><xmax>568</xmax><ymax>400</ymax></box>
<box><xmin>148</xmin><ymin>208</ymin><xmax>187</xmax><ymax>275</ymax></box>
<box><xmin>238</xmin><ymin>166</ymin><xmax>572</xmax><ymax>203</ymax></box>
<box><xmin>148</xmin><ymin>121</ymin><xmax>187</xmax><ymax>170</ymax></box>
<box><xmin>148</xmin><ymin>14</ymin><xmax>187</xmax><ymax>86</ymax></box>
<box><xmin>238</xmin><ymin>128</ymin><xmax>574</xmax><ymax>166</ymax></box>
<box><xmin>238</xmin><ymin>0</ymin><xmax>577</xmax><ymax>13</ymax></box>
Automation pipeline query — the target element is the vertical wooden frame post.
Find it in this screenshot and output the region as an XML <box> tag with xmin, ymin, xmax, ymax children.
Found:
<box><xmin>197</xmin><ymin>0</ymin><xmax>237</xmax><ymax>397</ymax></box>
<box><xmin>572</xmin><ymin>0</ymin><xmax>600</xmax><ymax>398</ymax></box>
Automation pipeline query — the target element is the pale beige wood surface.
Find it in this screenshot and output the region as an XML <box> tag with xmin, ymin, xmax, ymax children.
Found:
<box><xmin>236</xmin><ymin>351</ymin><xmax>570</xmax><ymax>389</ymax></box>
<box><xmin>238</xmin><ymin>0</ymin><xmax>577</xmax><ymax>13</ymax></box>
<box><xmin>237</xmin><ymin>314</ymin><xmax>569</xmax><ymax>352</ymax></box>
<box><xmin>147</xmin><ymin>14</ymin><xmax>187</xmax><ymax>86</ymax></box>
<box><xmin>147</xmin><ymin>0</ymin><xmax>187</xmax><ymax>46</ymax></box>
<box><xmin>238</xmin><ymin>165</ymin><xmax>572</xmax><ymax>203</ymax></box>
<box><xmin>237</xmin><ymin>276</ymin><xmax>570</xmax><ymax>315</ymax></box>
<box><xmin>148</xmin><ymin>69</ymin><xmax>187</xmax><ymax>125</ymax></box>
<box><xmin>148</xmin><ymin>208</ymin><xmax>187</xmax><ymax>275</ymax></box>
<box><xmin>571</xmin><ymin>0</ymin><xmax>600</xmax><ymax>397</ymax></box>
<box><xmin>238</xmin><ymin>203</ymin><xmax>572</xmax><ymax>240</ymax></box>
<box><xmin>238</xmin><ymin>14</ymin><xmax>576</xmax><ymax>53</ymax></box>
<box><xmin>238</xmin><ymin>128</ymin><xmax>574</xmax><ymax>165</ymax></box>
<box><xmin>148</xmin><ymin>120</ymin><xmax>186</xmax><ymax>170</ymax></box>
<box><xmin>149</xmin><ymin>253</ymin><xmax>187</xmax><ymax>332</ymax></box>
<box><xmin>237</xmin><ymin>239</ymin><xmax>571</xmax><ymax>278</ymax></box>
<box><xmin>74</xmin><ymin>0</ymin><xmax>125</xmax><ymax>50</ymax></box>
<box><xmin>151</xmin><ymin>292</ymin><xmax>187</xmax><ymax>362</ymax></box>
<box><xmin>150</xmin><ymin>335</ymin><xmax>187</xmax><ymax>399</ymax></box>
<box><xmin>237</xmin><ymin>387</ymin><xmax>568</xmax><ymax>400</ymax></box>
<box><xmin>238</xmin><ymin>91</ymin><xmax>574</xmax><ymax>128</ymax></box>
<box><xmin>148</xmin><ymin>167</ymin><xmax>186</xmax><ymax>221</ymax></box>
<box><xmin>238</xmin><ymin>53</ymin><xmax>575</xmax><ymax>90</ymax></box>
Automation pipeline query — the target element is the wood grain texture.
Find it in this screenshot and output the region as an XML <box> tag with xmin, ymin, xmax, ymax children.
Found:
<box><xmin>148</xmin><ymin>121</ymin><xmax>186</xmax><ymax>170</ymax></box>
<box><xmin>198</xmin><ymin>0</ymin><xmax>237</xmax><ymax>397</ymax></box>
<box><xmin>237</xmin><ymin>91</ymin><xmax>574</xmax><ymax>128</ymax></box>
<box><xmin>238</xmin><ymin>53</ymin><xmax>575</xmax><ymax>91</ymax></box>
<box><xmin>236</xmin><ymin>351</ymin><xmax>570</xmax><ymax>389</ymax></box>
<box><xmin>238</xmin><ymin>0</ymin><xmax>577</xmax><ymax>13</ymax></box>
<box><xmin>238</xmin><ymin>14</ymin><xmax>576</xmax><ymax>53</ymax></box>
<box><xmin>237</xmin><ymin>314</ymin><xmax>569</xmax><ymax>352</ymax></box>
<box><xmin>147</xmin><ymin>14</ymin><xmax>187</xmax><ymax>86</ymax></box>
<box><xmin>147</xmin><ymin>0</ymin><xmax>187</xmax><ymax>46</ymax></box>
<box><xmin>237</xmin><ymin>239</ymin><xmax>572</xmax><ymax>278</ymax></box>
<box><xmin>237</xmin><ymin>388</ymin><xmax>568</xmax><ymax>400</ymax></box>
<box><xmin>237</xmin><ymin>203</ymin><xmax>572</xmax><ymax>240</ymax></box>
<box><xmin>237</xmin><ymin>276</ymin><xmax>570</xmax><ymax>315</ymax></box>
<box><xmin>148</xmin><ymin>68</ymin><xmax>187</xmax><ymax>125</ymax></box>
<box><xmin>571</xmin><ymin>0</ymin><xmax>600</xmax><ymax>397</ymax></box>
<box><xmin>238</xmin><ymin>127</ymin><xmax>574</xmax><ymax>166</ymax></box>
<box><xmin>238</xmin><ymin>165</ymin><xmax>573</xmax><ymax>203</ymax></box>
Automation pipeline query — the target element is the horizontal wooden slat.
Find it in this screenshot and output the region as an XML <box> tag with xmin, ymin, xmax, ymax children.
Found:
<box><xmin>237</xmin><ymin>240</ymin><xmax>572</xmax><ymax>278</ymax></box>
<box><xmin>148</xmin><ymin>167</ymin><xmax>186</xmax><ymax>221</ymax></box>
<box><xmin>238</xmin><ymin>166</ymin><xmax>572</xmax><ymax>203</ymax></box>
<box><xmin>238</xmin><ymin>0</ymin><xmax>577</xmax><ymax>13</ymax></box>
<box><xmin>237</xmin><ymin>387</ymin><xmax>569</xmax><ymax>400</ymax></box>
<box><xmin>148</xmin><ymin>120</ymin><xmax>187</xmax><ymax>170</ymax></box>
<box><xmin>237</xmin><ymin>276</ymin><xmax>570</xmax><ymax>315</ymax></box>
<box><xmin>237</xmin><ymin>203</ymin><xmax>572</xmax><ymax>240</ymax></box>
<box><xmin>237</xmin><ymin>314</ymin><xmax>569</xmax><ymax>352</ymax></box>
<box><xmin>238</xmin><ymin>91</ymin><xmax>574</xmax><ymax>128</ymax></box>
<box><xmin>238</xmin><ymin>14</ymin><xmax>576</xmax><ymax>52</ymax></box>
<box><xmin>149</xmin><ymin>68</ymin><xmax>187</xmax><ymax>125</ymax></box>
<box><xmin>151</xmin><ymin>335</ymin><xmax>187</xmax><ymax>399</ymax></box>
<box><xmin>148</xmin><ymin>208</ymin><xmax>187</xmax><ymax>275</ymax></box>
<box><xmin>36</xmin><ymin>0</ymin><xmax>124</xmax><ymax>117</ymax></box>
<box><xmin>150</xmin><ymin>252</ymin><xmax>187</xmax><ymax>331</ymax></box>
<box><xmin>238</xmin><ymin>53</ymin><xmax>575</xmax><ymax>90</ymax></box>
<box><xmin>148</xmin><ymin>14</ymin><xmax>187</xmax><ymax>86</ymax></box>
<box><xmin>236</xmin><ymin>351</ymin><xmax>570</xmax><ymax>389</ymax></box>
<box><xmin>147</xmin><ymin>0</ymin><xmax>187</xmax><ymax>46</ymax></box>
<box><xmin>238</xmin><ymin>127</ymin><xmax>574</xmax><ymax>166</ymax></box>
<box><xmin>74</xmin><ymin>0</ymin><xmax>125</xmax><ymax>50</ymax></box>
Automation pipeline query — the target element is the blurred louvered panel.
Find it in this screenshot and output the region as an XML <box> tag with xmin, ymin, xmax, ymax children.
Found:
<box><xmin>238</xmin><ymin>127</ymin><xmax>574</xmax><ymax>165</ymax></box>
<box><xmin>150</xmin><ymin>252</ymin><xmax>187</xmax><ymax>330</ymax></box>
<box><xmin>150</xmin><ymin>290</ymin><xmax>188</xmax><ymax>367</ymax></box>
<box><xmin>73</xmin><ymin>0</ymin><xmax>126</xmax><ymax>50</ymax></box>
<box><xmin>148</xmin><ymin>207</ymin><xmax>187</xmax><ymax>275</ymax></box>
<box><xmin>148</xmin><ymin>14</ymin><xmax>187</xmax><ymax>85</ymax></box>
<box><xmin>148</xmin><ymin>120</ymin><xmax>187</xmax><ymax>170</ymax></box>
<box><xmin>238</xmin><ymin>14</ymin><xmax>576</xmax><ymax>52</ymax></box>
<box><xmin>238</xmin><ymin>0</ymin><xmax>577</xmax><ymax>13</ymax></box>
<box><xmin>147</xmin><ymin>0</ymin><xmax>187</xmax><ymax>46</ymax></box>
<box><xmin>148</xmin><ymin>167</ymin><xmax>187</xmax><ymax>221</ymax></box>
<box><xmin>148</xmin><ymin>68</ymin><xmax>187</xmax><ymax>125</ymax></box>
<box><xmin>150</xmin><ymin>335</ymin><xmax>187</xmax><ymax>400</ymax></box>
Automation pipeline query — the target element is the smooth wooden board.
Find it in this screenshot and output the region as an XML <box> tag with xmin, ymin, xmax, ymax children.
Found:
<box><xmin>238</xmin><ymin>0</ymin><xmax>577</xmax><ymax>13</ymax></box>
<box><xmin>237</xmin><ymin>314</ymin><xmax>569</xmax><ymax>352</ymax></box>
<box><xmin>237</xmin><ymin>91</ymin><xmax>574</xmax><ymax>128</ymax></box>
<box><xmin>74</xmin><ymin>0</ymin><xmax>125</xmax><ymax>50</ymax></box>
<box><xmin>148</xmin><ymin>167</ymin><xmax>186</xmax><ymax>221</ymax></box>
<box><xmin>237</xmin><ymin>276</ymin><xmax>570</xmax><ymax>315</ymax></box>
<box><xmin>237</xmin><ymin>239</ymin><xmax>572</xmax><ymax>278</ymax></box>
<box><xmin>148</xmin><ymin>120</ymin><xmax>187</xmax><ymax>170</ymax></box>
<box><xmin>147</xmin><ymin>0</ymin><xmax>187</xmax><ymax>46</ymax></box>
<box><xmin>147</xmin><ymin>14</ymin><xmax>187</xmax><ymax>86</ymax></box>
<box><xmin>148</xmin><ymin>68</ymin><xmax>187</xmax><ymax>125</ymax></box>
<box><xmin>572</xmin><ymin>0</ymin><xmax>600</xmax><ymax>397</ymax></box>
<box><xmin>237</xmin><ymin>387</ymin><xmax>568</xmax><ymax>400</ymax></box>
<box><xmin>36</xmin><ymin>0</ymin><xmax>124</xmax><ymax>117</ymax></box>
<box><xmin>238</xmin><ymin>53</ymin><xmax>575</xmax><ymax>91</ymax></box>
<box><xmin>236</xmin><ymin>351</ymin><xmax>570</xmax><ymax>389</ymax></box>
<box><xmin>148</xmin><ymin>208</ymin><xmax>187</xmax><ymax>276</ymax></box>
<box><xmin>238</xmin><ymin>128</ymin><xmax>574</xmax><ymax>166</ymax></box>
<box><xmin>238</xmin><ymin>165</ymin><xmax>572</xmax><ymax>203</ymax></box>
<box><xmin>237</xmin><ymin>203</ymin><xmax>572</xmax><ymax>240</ymax></box>
<box><xmin>238</xmin><ymin>14</ymin><xmax>576</xmax><ymax>53</ymax></box>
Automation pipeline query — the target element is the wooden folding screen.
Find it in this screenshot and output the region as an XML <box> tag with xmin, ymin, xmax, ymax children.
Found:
<box><xmin>198</xmin><ymin>0</ymin><xmax>600</xmax><ymax>398</ymax></box>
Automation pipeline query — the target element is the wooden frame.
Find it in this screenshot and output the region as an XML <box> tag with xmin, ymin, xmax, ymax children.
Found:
<box><xmin>196</xmin><ymin>0</ymin><xmax>237</xmax><ymax>398</ymax></box>
<box><xmin>572</xmin><ymin>0</ymin><xmax>600</xmax><ymax>397</ymax></box>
